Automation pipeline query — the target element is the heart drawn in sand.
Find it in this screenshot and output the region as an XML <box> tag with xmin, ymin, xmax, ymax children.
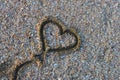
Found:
<box><xmin>36</xmin><ymin>16</ymin><xmax>81</xmax><ymax>52</ymax></box>
<box><xmin>13</xmin><ymin>16</ymin><xmax>81</xmax><ymax>80</ymax></box>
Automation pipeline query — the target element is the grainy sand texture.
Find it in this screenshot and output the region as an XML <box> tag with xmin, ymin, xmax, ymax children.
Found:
<box><xmin>0</xmin><ymin>0</ymin><xmax>120</xmax><ymax>80</ymax></box>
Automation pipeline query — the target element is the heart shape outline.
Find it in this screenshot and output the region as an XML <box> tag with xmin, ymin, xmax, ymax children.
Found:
<box><xmin>12</xmin><ymin>16</ymin><xmax>81</xmax><ymax>80</ymax></box>
<box><xmin>36</xmin><ymin>16</ymin><xmax>81</xmax><ymax>52</ymax></box>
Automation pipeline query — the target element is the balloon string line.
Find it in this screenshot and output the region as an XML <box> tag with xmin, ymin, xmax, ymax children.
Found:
<box><xmin>12</xmin><ymin>51</ymin><xmax>47</xmax><ymax>80</ymax></box>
